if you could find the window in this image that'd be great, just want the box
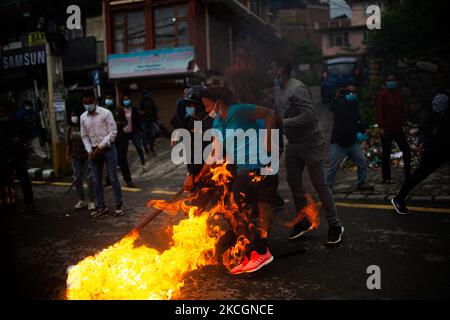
[329,32,349,48]
[113,11,146,53]
[154,5,189,49]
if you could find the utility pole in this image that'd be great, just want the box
[45,42,68,177]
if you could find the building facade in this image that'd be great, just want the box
[102,0,281,123]
[319,0,384,59]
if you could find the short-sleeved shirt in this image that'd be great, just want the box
[212,104,265,173]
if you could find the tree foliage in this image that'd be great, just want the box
[294,39,322,65]
[367,0,450,60]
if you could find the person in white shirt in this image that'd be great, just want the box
[80,92,123,217]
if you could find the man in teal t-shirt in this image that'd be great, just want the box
[212,104,270,173]
[193,86,279,275]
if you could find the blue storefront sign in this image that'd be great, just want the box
[107,46,195,79]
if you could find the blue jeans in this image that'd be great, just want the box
[326,143,368,187]
[90,145,123,208]
[72,156,95,201]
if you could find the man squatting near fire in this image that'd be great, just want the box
[182,86,279,274]
[269,58,344,245]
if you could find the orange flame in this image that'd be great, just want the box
[66,208,223,300]
[285,194,320,230]
[66,164,268,299]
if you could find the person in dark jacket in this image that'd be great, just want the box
[326,86,373,191]
[66,110,95,211]
[139,90,158,156]
[104,95,135,188]
[1,102,36,213]
[392,92,450,214]
[15,100,48,162]
[376,74,411,183]
[172,85,214,190]
[116,96,146,169]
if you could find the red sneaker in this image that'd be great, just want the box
[230,256,250,275]
[241,248,274,273]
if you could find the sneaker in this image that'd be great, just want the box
[115,204,124,216]
[288,219,313,240]
[241,249,274,273]
[74,200,88,210]
[229,256,250,275]
[88,201,95,211]
[391,197,411,215]
[357,182,375,191]
[327,225,344,245]
[91,207,108,218]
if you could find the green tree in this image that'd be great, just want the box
[367,0,450,61]
[295,39,322,65]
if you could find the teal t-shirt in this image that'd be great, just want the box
[212,104,265,173]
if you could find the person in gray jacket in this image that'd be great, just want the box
[268,58,344,245]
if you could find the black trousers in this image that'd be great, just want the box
[14,161,34,205]
[381,130,411,181]
[229,170,276,255]
[115,136,132,184]
[397,146,449,200]
[123,132,146,166]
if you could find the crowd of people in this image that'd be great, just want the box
[69,91,160,217]
[1,57,449,277]
[170,59,449,274]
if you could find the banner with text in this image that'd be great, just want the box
[108,46,195,79]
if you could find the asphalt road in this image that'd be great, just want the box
[11,88,450,300]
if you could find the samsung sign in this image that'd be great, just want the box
[1,46,46,71]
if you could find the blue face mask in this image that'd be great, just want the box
[386,81,398,89]
[185,106,195,117]
[345,93,357,101]
[84,104,96,113]
[123,100,131,107]
[105,99,113,106]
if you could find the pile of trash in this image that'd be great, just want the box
[342,123,423,171]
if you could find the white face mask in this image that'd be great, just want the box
[71,116,78,124]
